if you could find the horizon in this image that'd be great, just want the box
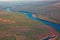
[0,0,60,2]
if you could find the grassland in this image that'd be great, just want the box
[0,11,47,40]
[0,11,59,40]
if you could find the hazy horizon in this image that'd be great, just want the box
[0,0,60,2]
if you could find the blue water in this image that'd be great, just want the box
[20,11,37,20]
[36,18,60,32]
[44,36,56,40]
[19,11,60,32]
[4,7,12,12]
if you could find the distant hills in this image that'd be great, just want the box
[0,1,60,24]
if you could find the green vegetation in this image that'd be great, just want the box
[0,36,16,40]
[0,11,48,40]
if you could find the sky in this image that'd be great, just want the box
[0,0,59,1]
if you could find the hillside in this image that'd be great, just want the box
[37,2,60,24]
[0,1,60,24]
[0,10,59,40]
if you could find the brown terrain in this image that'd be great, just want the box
[37,2,60,24]
[0,3,60,40]
[0,18,15,23]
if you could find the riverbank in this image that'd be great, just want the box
[20,11,60,32]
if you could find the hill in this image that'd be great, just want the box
[0,1,60,24]
[0,10,59,40]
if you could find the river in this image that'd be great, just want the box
[20,11,60,32]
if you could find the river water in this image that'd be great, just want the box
[20,11,60,32]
